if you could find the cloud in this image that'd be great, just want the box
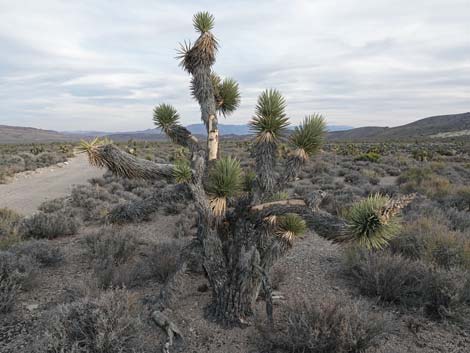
[0,0,469,131]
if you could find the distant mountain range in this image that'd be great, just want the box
[327,112,470,141]
[1,113,468,144]
[59,123,352,142]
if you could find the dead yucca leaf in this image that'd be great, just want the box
[77,138,110,167]
[210,196,227,217]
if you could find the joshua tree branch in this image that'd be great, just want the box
[251,200,347,240]
[85,144,175,180]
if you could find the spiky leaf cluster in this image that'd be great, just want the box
[153,104,180,135]
[215,77,241,117]
[347,194,401,250]
[172,160,192,184]
[207,156,243,198]
[77,137,112,167]
[193,11,215,33]
[290,114,326,159]
[276,213,307,244]
[177,14,218,74]
[250,89,289,143]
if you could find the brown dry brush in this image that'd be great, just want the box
[78,10,413,349]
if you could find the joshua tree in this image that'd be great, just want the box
[80,12,413,330]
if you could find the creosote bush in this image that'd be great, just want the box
[0,250,37,313]
[343,248,470,320]
[10,239,63,267]
[83,227,138,289]
[257,295,387,353]
[40,288,144,353]
[0,208,22,249]
[135,240,184,284]
[389,217,470,270]
[19,212,79,239]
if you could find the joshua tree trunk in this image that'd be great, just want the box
[207,114,219,160]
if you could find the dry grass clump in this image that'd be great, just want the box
[19,212,79,239]
[389,217,470,270]
[39,288,144,353]
[10,239,63,267]
[257,294,387,353]
[83,227,138,289]
[398,167,451,198]
[0,208,22,249]
[343,248,470,321]
[0,250,36,313]
[134,240,184,284]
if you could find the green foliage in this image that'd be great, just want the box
[250,89,289,143]
[172,160,192,184]
[216,77,241,116]
[347,194,401,250]
[207,156,243,198]
[290,114,326,158]
[354,152,381,163]
[268,191,289,202]
[153,104,180,134]
[193,11,215,33]
[278,213,307,238]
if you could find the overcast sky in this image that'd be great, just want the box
[0,0,469,131]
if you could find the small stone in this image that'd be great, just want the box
[26,304,39,311]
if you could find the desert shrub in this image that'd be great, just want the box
[83,227,137,265]
[135,240,183,284]
[398,167,451,198]
[10,239,63,267]
[0,208,22,249]
[38,197,67,213]
[108,200,150,224]
[83,227,138,289]
[445,207,470,232]
[174,216,192,238]
[257,295,386,353]
[19,212,79,239]
[442,186,470,211]
[41,289,144,353]
[361,169,380,185]
[355,152,381,163]
[35,152,66,168]
[389,217,470,270]
[344,171,367,186]
[0,251,36,313]
[343,248,469,320]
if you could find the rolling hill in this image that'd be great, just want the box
[327,112,470,141]
[2,113,468,144]
[0,125,73,144]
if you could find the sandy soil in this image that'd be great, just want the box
[0,154,103,215]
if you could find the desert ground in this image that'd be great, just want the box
[1,139,470,353]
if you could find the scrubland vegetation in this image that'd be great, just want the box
[1,137,469,352]
[1,11,470,353]
[0,143,74,183]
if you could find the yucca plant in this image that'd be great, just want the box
[207,156,242,215]
[346,194,412,250]
[250,89,289,143]
[81,12,412,329]
[276,213,307,244]
[290,114,326,160]
[172,160,192,184]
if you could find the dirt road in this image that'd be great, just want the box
[0,153,103,215]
